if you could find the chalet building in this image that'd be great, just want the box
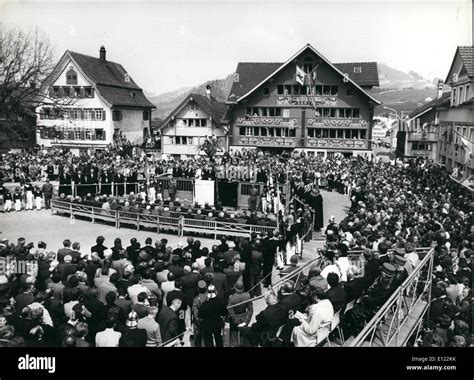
[36,46,155,155]
[226,44,380,157]
[437,46,473,183]
[403,90,450,160]
[160,87,228,159]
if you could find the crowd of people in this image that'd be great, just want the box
[0,145,472,348]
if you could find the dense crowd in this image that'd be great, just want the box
[0,147,472,347]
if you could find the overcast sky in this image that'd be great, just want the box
[1,0,472,94]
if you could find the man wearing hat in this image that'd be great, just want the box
[227,280,253,347]
[198,285,227,347]
[191,280,208,347]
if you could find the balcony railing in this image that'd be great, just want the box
[305,138,368,149]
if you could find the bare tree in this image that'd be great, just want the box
[0,24,58,118]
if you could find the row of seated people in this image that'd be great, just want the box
[55,194,279,227]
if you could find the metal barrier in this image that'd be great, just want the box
[51,199,276,239]
[348,247,435,347]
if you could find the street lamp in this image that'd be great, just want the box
[383,106,401,153]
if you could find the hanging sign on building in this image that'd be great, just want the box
[276,95,338,106]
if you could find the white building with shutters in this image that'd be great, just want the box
[160,90,229,160]
[36,46,155,155]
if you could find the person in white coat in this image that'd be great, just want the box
[291,288,334,347]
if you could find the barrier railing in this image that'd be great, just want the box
[348,247,434,347]
[51,199,276,239]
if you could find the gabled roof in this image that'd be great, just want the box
[445,46,474,83]
[227,62,283,100]
[227,44,381,105]
[408,92,451,120]
[68,51,141,89]
[160,93,228,129]
[42,50,155,109]
[333,62,379,87]
[96,85,155,108]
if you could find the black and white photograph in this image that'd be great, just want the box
[0,0,472,377]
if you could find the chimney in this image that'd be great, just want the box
[437,80,444,99]
[99,46,106,61]
[205,84,211,100]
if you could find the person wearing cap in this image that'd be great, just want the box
[325,215,339,237]
[198,285,227,347]
[390,254,409,293]
[227,280,253,347]
[191,280,208,347]
[33,185,43,210]
[119,311,147,347]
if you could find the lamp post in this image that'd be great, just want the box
[383,106,401,154]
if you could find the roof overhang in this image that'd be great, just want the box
[235,44,382,105]
[407,107,433,122]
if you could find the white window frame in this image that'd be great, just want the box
[73,109,81,120]
[95,110,103,120]
[85,130,92,140]
[74,130,81,140]
[84,110,92,120]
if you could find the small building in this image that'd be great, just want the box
[159,88,228,160]
[226,44,381,158]
[437,46,473,182]
[403,91,450,160]
[36,46,156,155]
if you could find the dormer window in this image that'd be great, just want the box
[130,92,135,98]
[66,67,78,85]
[354,66,362,74]
[124,73,130,83]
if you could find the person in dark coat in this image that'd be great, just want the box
[325,272,347,313]
[156,298,180,344]
[198,285,227,347]
[180,264,201,307]
[58,171,71,196]
[119,311,147,347]
[241,291,288,347]
[210,263,228,302]
[311,189,324,231]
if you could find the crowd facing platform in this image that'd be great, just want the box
[0,146,472,348]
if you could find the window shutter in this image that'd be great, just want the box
[103,110,106,121]
[48,87,54,98]
[80,87,85,97]
[102,130,106,140]
[80,130,85,140]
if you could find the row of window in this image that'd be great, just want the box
[39,108,105,120]
[307,128,367,139]
[451,84,471,106]
[244,107,360,118]
[40,128,106,141]
[239,127,296,138]
[50,86,94,98]
[276,84,339,96]
[245,108,290,117]
[167,136,197,145]
[412,142,432,151]
[179,118,208,127]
